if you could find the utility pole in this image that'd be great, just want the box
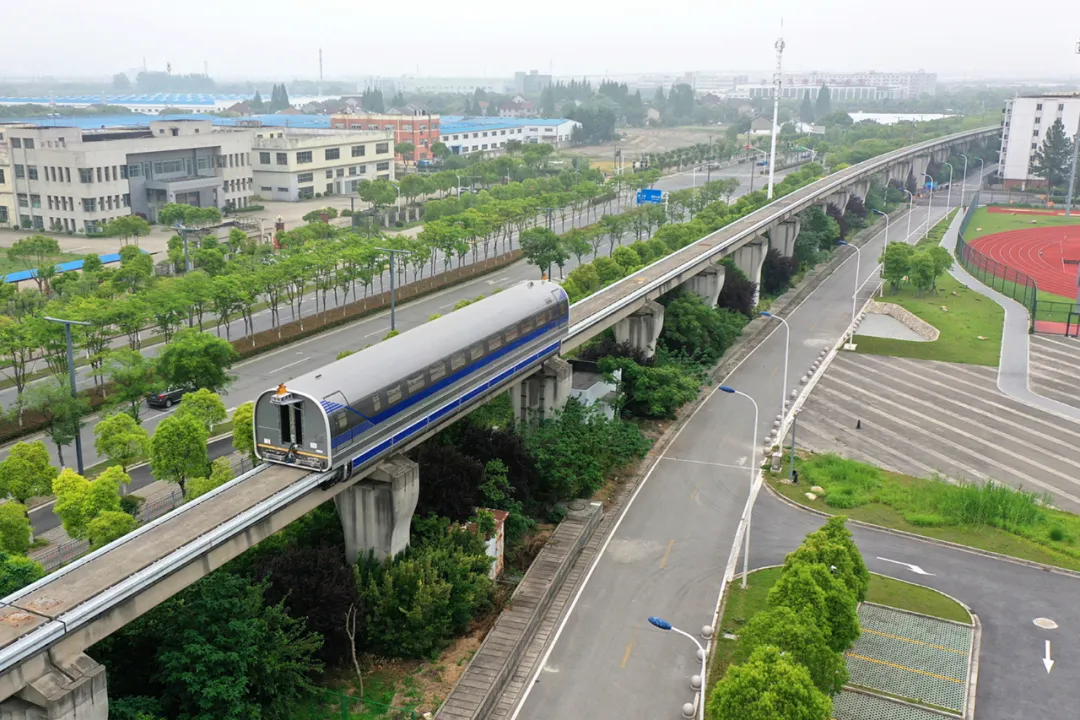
[375,248,402,331]
[767,25,785,200]
[45,317,91,474]
[1065,38,1080,217]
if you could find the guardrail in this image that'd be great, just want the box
[566,126,996,342]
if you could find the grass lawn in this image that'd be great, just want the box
[963,206,1080,241]
[865,575,970,623]
[0,249,84,277]
[854,273,1003,366]
[769,453,1080,572]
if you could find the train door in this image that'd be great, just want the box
[278,403,304,447]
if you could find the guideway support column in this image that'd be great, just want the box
[510,356,572,425]
[732,237,769,307]
[334,455,420,564]
[0,653,108,720]
[684,264,726,307]
[770,219,800,258]
[613,299,665,359]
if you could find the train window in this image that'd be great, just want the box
[386,385,403,405]
[293,408,304,446]
[504,325,519,342]
[369,394,382,413]
[406,373,426,394]
[429,362,447,382]
[279,405,291,444]
[450,353,466,371]
[487,334,503,351]
[520,316,535,333]
[468,344,484,362]
[336,414,348,430]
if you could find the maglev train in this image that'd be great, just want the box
[253,279,569,480]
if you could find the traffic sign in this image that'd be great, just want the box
[637,188,663,205]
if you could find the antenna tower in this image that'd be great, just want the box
[766,24,785,200]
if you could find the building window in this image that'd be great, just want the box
[367,124,379,131]
[348,166,357,176]
[298,186,314,199]
[336,168,344,177]
[482,144,488,150]
[120,165,128,179]
[27,166,39,181]
[123,193,130,207]
[325,148,340,160]
[376,161,390,171]
[65,167,71,183]
[197,157,211,171]
[276,152,288,165]
[297,151,313,164]
[277,187,289,193]
[352,145,365,157]
[0,169,4,183]
[127,164,141,178]
[297,172,313,183]
[402,124,413,131]
[385,125,395,131]
[17,194,28,207]
[14,165,25,179]
[260,152,271,164]
[153,160,183,174]
[82,198,96,212]
[326,182,333,193]
[1036,103,1043,110]
[25,138,37,149]
[376,142,389,154]
[356,165,366,175]
[325,169,333,179]
[261,186,272,192]
[1033,130,1039,137]
[96,167,102,182]
[1059,104,1065,111]
[10,138,21,148]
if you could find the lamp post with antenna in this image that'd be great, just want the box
[44,316,91,474]
[922,173,935,240]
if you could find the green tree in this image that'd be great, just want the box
[150,415,210,496]
[87,510,137,549]
[1032,119,1075,189]
[395,142,416,165]
[103,215,152,247]
[799,94,814,123]
[600,356,700,419]
[94,412,150,472]
[879,242,915,294]
[0,502,32,554]
[155,329,238,393]
[0,552,44,597]
[231,402,256,463]
[8,235,61,293]
[431,141,451,159]
[733,605,848,695]
[818,516,870,601]
[26,378,87,468]
[356,179,399,216]
[52,467,125,540]
[561,228,592,265]
[707,645,832,720]
[105,349,157,422]
[185,457,235,500]
[519,227,568,278]
[175,388,228,434]
[926,245,954,292]
[814,85,832,121]
[907,250,936,295]
[0,441,58,505]
[769,560,860,653]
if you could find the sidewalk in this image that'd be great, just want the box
[939,207,1080,422]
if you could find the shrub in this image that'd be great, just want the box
[717,258,758,316]
[760,247,799,296]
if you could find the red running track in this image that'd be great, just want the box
[969,227,1080,298]
[986,206,1073,217]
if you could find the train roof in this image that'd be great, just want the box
[272,280,565,408]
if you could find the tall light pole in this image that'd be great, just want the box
[760,312,789,428]
[718,385,758,589]
[837,240,861,342]
[44,316,90,474]
[647,616,709,720]
[902,188,914,243]
[922,173,935,240]
[959,154,970,209]
[872,208,890,247]
[974,157,985,191]
[1066,38,1080,217]
[767,31,786,200]
[942,161,954,215]
[375,247,403,332]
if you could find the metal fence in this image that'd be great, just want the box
[293,690,418,720]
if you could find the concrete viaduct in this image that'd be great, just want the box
[0,125,995,719]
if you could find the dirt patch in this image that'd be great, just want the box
[387,631,487,713]
[560,126,726,165]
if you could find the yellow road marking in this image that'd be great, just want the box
[690,486,699,502]
[659,539,675,569]
[621,629,638,668]
[845,653,963,684]
[862,628,968,655]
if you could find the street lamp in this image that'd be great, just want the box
[872,209,890,247]
[173,221,191,272]
[647,616,708,720]
[374,247,403,332]
[44,316,91,474]
[959,154,969,209]
[901,189,914,244]
[760,312,789,428]
[941,161,954,215]
[718,385,758,589]
[837,240,861,342]
[974,157,985,192]
[922,173,935,240]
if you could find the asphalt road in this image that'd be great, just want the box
[511,203,949,720]
[750,489,1079,720]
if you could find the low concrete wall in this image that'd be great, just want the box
[865,300,940,341]
[436,501,603,720]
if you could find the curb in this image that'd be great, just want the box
[762,479,1080,580]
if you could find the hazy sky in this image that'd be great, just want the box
[5,0,1079,81]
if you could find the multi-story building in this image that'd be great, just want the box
[0,119,254,232]
[514,71,552,95]
[251,128,395,201]
[0,133,12,228]
[998,93,1080,190]
[438,117,581,156]
[329,112,440,162]
[392,77,510,94]
[732,83,901,101]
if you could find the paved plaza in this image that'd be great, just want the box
[1029,335,1080,409]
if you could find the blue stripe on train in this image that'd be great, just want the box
[329,317,565,450]
[348,340,562,470]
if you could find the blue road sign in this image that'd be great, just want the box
[637,188,663,205]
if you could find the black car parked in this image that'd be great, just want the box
[146,386,192,409]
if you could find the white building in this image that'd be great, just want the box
[731,84,901,102]
[999,93,1080,190]
[393,76,512,94]
[251,128,396,201]
[438,117,581,157]
[0,119,254,231]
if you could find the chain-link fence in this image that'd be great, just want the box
[292,689,418,720]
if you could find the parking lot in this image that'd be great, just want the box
[791,352,1080,512]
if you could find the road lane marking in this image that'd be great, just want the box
[845,653,963,684]
[659,540,674,569]
[364,326,390,338]
[662,457,758,472]
[621,629,638,668]
[144,407,178,421]
[861,629,967,655]
[268,357,307,374]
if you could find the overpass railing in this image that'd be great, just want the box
[566,126,996,341]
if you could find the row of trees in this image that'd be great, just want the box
[708,517,868,720]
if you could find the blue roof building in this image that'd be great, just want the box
[436,116,580,155]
